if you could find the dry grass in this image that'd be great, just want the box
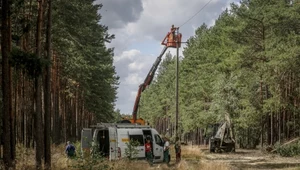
[176,160,231,170]
[174,146,231,170]
[11,144,233,170]
[179,145,204,159]
[15,144,70,170]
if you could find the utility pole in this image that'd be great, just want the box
[175,28,179,138]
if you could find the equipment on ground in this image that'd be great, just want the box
[205,113,235,153]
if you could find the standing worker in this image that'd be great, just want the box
[65,141,76,158]
[170,25,178,42]
[163,136,170,164]
[175,137,181,163]
[145,137,153,166]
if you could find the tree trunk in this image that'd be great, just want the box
[8,3,16,166]
[1,0,13,168]
[35,0,45,168]
[271,110,273,145]
[44,0,52,168]
[260,80,263,147]
[22,73,25,145]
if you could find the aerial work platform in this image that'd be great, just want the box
[161,25,182,48]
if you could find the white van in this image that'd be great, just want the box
[81,123,165,162]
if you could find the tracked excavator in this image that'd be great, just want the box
[205,113,236,153]
[119,25,182,125]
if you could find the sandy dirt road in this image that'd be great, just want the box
[199,148,300,170]
[146,146,300,169]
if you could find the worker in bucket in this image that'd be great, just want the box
[171,25,178,42]
[145,136,153,166]
[65,141,76,158]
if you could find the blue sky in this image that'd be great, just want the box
[96,0,240,114]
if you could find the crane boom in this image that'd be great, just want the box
[132,46,168,122]
[119,25,182,125]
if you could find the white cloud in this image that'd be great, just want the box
[98,0,241,113]
[114,49,141,62]
[128,62,145,71]
[124,73,143,85]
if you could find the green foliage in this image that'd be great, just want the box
[124,139,140,159]
[52,0,119,121]
[112,109,122,123]
[275,141,300,157]
[10,47,50,78]
[139,0,300,149]
[71,141,110,170]
[8,0,119,122]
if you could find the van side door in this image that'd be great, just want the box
[81,128,92,155]
[152,130,164,162]
[128,129,145,158]
[108,127,117,160]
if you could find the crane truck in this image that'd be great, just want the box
[80,26,182,161]
[120,25,182,125]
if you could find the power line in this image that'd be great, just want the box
[179,0,214,28]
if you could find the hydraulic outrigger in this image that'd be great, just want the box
[120,25,182,125]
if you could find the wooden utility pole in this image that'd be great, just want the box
[175,28,179,138]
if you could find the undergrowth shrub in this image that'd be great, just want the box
[275,141,300,157]
[70,141,110,170]
[124,139,140,159]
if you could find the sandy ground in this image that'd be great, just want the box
[148,146,300,170]
[199,148,300,170]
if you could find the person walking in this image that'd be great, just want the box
[145,138,153,166]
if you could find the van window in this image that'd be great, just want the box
[154,134,163,146]
[129,135,144,146]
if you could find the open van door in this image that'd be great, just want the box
[152,130,164,162]
[108,127,117,160]
[128,129,145,158]
[81,128,93,156]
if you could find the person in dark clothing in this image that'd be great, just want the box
[145,138,153,166]
[174,137,181,163]
[65,141,76,158]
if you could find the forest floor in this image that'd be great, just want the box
[148,145,300,170]
[10,144,300,170]
[199,147,300,170]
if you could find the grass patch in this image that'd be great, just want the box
[11,144,234,170]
